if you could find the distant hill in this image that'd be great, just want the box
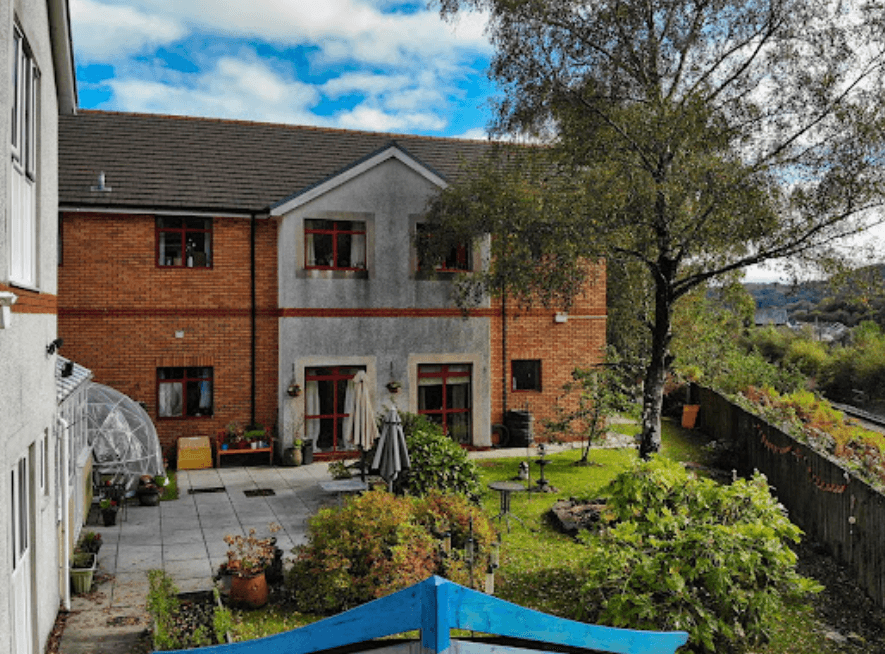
[744,267,885,328]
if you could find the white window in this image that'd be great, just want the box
[9,25,39,287]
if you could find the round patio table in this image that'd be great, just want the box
[488,480,529,532]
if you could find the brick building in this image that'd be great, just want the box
[58,111,606,460]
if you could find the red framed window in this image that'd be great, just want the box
[304,366,365,451]
[512,359,542,392]
[157,217,212,268]
[305,220,366,270]
[416,224,471,273]
[157,367,213,418]
[418,364,472,443]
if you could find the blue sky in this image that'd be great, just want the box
[70,0,496,139]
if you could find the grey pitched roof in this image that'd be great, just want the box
[59,111,498,214]
[56,356,93,405]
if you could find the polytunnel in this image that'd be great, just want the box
[87,382,165,491]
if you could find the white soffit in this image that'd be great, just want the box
[270,145,449,216]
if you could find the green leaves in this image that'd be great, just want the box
[576,457,815,653]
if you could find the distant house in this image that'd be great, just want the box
[58,111,607,459]
[0,2,78,653]
[755,308,789,326]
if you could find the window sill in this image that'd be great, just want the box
[301,269,369,280]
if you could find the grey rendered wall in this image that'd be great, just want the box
[0,0,63,652]
[277,159,492,449]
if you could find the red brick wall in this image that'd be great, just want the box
[490,262,607,440]
[58,212,279,457]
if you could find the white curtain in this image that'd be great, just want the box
[306,233,316,266]
[305,381,320,442]
[159,383,182,417]
[341,377,357,449]
[350,233,366,268]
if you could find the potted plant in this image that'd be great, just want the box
[78,531,102,554]
[99,497,118,526]
[386,381,402,394]
[222,524,280,609]
[135,474,167,506]
[287,382,302,397]
[70,551,97,594]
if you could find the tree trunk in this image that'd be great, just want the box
[638,270,674,459]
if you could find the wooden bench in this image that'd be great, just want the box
[216,435,274,468]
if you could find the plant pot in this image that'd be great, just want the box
[102,508,118,526]
[137,489,161,506]
[283,447,302,466]
[302,441,314,465]
[251,442,258,450]
[682,404,700,429]
[70,553,96,594]
[221,443,229,451]
[229,572,268,609]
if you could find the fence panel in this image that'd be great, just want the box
[697,388,885,608]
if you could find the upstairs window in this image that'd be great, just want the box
[305,219,366,270]
[512,359,542,392]
[9,25,39,287]
[157,367,214,418]
[157,217,212,267]
[11,25,37,179]
[416,224,471,273]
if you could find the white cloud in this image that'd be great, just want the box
[70,0,187,61]
[71,1,494,135]
[453,127,489,141]
[335,105,447,133]
[108,54,322,125]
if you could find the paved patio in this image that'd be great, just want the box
[58,460,339,653]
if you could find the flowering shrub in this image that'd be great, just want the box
[287,490,495,613]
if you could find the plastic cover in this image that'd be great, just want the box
[87,382,165,490]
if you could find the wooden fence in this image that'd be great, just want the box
[697,387,885,608]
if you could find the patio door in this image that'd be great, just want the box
[11,455,34,654]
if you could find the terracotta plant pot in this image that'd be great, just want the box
[229,572,268,609]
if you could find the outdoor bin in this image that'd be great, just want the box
[505,410,534,447]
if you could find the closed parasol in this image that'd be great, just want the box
[371,407,411,492]
[343,371,379,480]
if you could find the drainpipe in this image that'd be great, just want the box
[501,289,508,419]
[58,417,71,611]
[250,213,257,427]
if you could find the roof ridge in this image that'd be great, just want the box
[73,109,497,145]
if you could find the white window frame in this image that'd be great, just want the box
[9,24,39,287]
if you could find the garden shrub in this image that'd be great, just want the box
[576,458,819,654]
[287,490,495,614]
[394,413,481,498]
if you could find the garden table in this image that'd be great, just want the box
[488,480,529,532]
